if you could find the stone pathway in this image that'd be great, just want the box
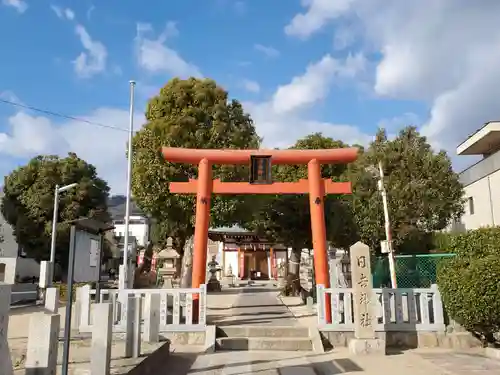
[157,348,498,374]
[211,285,298,326]
[416,350,500,374]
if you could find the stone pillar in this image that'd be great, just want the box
[25,313,60,374]
[124,295,142,358]
[143,293,160,343]
[348,242,386,355]
[44,287,59,313]
[132,295,142,358]
[0,283,14,375]
[124,295,134,358]
[90,303,113,375]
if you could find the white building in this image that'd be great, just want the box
[108,196,150,247]
[452,121,500,231]
[113,215,150,247]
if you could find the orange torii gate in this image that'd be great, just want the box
[162,147,359,323]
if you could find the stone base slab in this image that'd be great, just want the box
[348,338,386,356]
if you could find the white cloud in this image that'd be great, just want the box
[73,24,108,78]
[285,0,354,39]
[135,22,201,78]
[272,53,366,114]
[51,5,74,20]
[254,44,280,58]
[285,0,500,161]
[241,79,260,93]
[378,113,420,132]
[1,0,27,13]
[244,53,371,149]
[0,105,145,194]
[248,100,372,149]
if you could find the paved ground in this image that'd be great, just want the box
[209,285,298,326]
[152,348,500,375]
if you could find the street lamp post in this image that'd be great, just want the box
[48,182,78,285]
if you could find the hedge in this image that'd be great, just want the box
[52,282,95,302]
[437,227,500,345]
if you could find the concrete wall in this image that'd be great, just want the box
[453,168,500,231]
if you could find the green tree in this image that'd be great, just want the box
[350,127,464,252]
[246,133,359,294]
[131,78,261,286]
[1,153,110,271]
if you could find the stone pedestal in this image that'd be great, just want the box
[25,313,60,375]
[91,303,113,375]
[0,283,14,375]
[348,338,386,355]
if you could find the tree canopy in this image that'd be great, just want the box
[131,78,261,274]
[349,127,464,252]
[1,153,110,270]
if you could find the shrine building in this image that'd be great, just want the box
[208,226,288,280]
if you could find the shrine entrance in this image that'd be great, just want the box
[162,147,358,323]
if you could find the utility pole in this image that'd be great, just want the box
[377,161,397,288]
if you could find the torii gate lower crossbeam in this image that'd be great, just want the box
[162,147,359,324]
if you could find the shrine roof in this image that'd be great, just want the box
[208,225,287,249]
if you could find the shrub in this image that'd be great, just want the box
[53,282,89,302]
[437,228,500,346]
[444,227,500,258]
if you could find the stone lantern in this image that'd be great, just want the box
[156,237,180,288]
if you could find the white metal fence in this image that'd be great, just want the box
[317,284,445,332]
[76,284,207,333]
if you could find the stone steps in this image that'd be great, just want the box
[217,325,310,338]
[216,325,314,351]
[216,337,314,351]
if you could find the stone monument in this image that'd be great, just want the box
[348,242,386,355]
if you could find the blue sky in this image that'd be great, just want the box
[1,0,497,193]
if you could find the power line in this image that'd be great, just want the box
[0,98,128,132]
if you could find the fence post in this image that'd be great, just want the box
[0,283,13,375]
[80,284,91,329]
[25,313,60,375]
[316,284,325,325]
[44,287,59,313]
[144,294,160,343]
[430,284,445,331]
[199,284,207,325]
[90,302,113,375]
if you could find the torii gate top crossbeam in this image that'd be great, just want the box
[162,147,358,165]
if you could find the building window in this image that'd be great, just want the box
[468,197,475,215]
